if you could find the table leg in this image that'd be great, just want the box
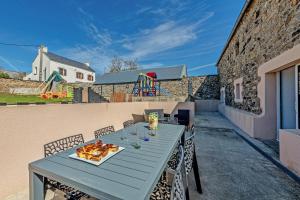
[29,170,45,200]
[193,146,203,194]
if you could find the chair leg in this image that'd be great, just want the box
[186,188,190,200]
[193,147,202,194]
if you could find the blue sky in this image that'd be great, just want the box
[0,0,245,76]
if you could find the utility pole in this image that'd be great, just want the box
[38,44,44,81]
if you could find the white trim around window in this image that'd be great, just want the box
[234,77,243,103]
[220,87,225,104]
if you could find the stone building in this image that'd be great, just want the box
[217,0,300,163]
[93,65,219,100]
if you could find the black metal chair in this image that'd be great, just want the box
[44,134,87,200]
[94,125,115,139]
[166,125,202,194]
[150,145,186,200]
[174,109,190,127]
[123,120,135,128]
[184,125,202,193]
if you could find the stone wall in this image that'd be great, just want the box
[218,0,300,114]
[0,69,26,80]
[91,75,220,100]
[0,78,41,93]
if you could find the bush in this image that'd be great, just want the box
[0,72,10,79]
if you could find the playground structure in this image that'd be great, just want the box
[132,72,171,96]
[39,71,73,99]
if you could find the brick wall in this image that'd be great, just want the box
[218,0,300,114]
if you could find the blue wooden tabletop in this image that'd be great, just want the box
[29,122,185,200]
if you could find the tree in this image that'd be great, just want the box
[106,56,123,73]
[123,58,138,71]
[106,56,139,73]
[0,72,10,79]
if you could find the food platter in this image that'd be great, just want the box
[68,140,125,166]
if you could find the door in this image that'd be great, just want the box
[280,66,296,129]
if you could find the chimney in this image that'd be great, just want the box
[39,45,48,53]
[85,62,90,67]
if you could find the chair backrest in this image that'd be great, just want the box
[184,125,195,174]
[123,120,135,128]
[177,109,190,126]
[145,109,164,119]
[94,125,115,139]
[44,134,84,157]
[171,145,186,200]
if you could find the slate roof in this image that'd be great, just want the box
[95,65,187,84]
[45,52,95,72]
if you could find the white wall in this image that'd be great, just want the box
[0,102,194,199]
[23,54,40,81]
[195,100,219,112]
[50,60,95,83]
[24,51,95,83]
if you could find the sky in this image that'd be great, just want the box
[0,0,245,76]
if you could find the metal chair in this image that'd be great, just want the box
[174,109,190,127]
[123,120,135,128]
[44,134,86,200]
[150,145,186,200]
[94,125,115,139]
[171,145,186,200]
[167,125,202,194]
[184,125,202,193]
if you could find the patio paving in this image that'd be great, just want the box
[194,112,300,200]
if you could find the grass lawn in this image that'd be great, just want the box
[0,93,72,104]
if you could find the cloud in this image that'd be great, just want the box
[57,45,113,74]
[57,4,214,75]
[123,12,214,59]
[136,7,152,15]
[78,7,112,47]
[188,63,216,72]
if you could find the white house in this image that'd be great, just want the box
[24,46,95,83]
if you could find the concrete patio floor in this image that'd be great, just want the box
[194,112,300,200]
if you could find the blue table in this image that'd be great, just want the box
[29,122,186,200]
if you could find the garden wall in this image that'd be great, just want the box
[91,75,220,100]
[0,78,41,93]
[0,102,194,199]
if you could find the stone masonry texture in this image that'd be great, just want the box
[0,78,41,93]
[218,0,300,114]
[92,75,220,100]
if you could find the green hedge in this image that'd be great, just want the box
[0,72,10,79]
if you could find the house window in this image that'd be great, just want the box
[76,72,84,79]
[220,87,225,104]
[34,67,37,75]
[234,78,243,103]
[88,75,94,81]
[59,68,67,76]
